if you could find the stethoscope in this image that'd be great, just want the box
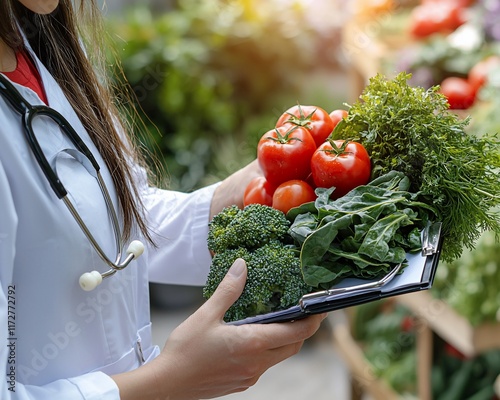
[0,73,144,291]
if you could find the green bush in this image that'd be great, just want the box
[433,229,500,326]
[106,0,339,190]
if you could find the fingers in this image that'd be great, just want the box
[227,315,326,380]
[254,315,327,372]
[267,340,305,367]
[202,258,247,321]
[248,313,327,350]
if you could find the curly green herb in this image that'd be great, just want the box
[333,72,500,261]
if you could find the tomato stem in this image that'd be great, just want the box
[266,126,304,144]
[283,104,317,130]
[325,139,350,155]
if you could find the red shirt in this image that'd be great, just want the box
[2,50,48,104]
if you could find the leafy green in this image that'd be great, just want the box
[333,72,500,261]
[354,300,500,398]
[433,229,500,326]
[288,171,436,288]
[353,300,418,396]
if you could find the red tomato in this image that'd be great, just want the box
[410,2,465,38]
[400,316,415,332]
[272,180,316,214]
[310,140,371,199]
[329,109,349,130]
[422,0,475,7]
[468,55,500,94]
[257,125,317,187]
[444,342,467,360]
[276,104,335,147]
[243,176,276,207]
[439,77,476,109]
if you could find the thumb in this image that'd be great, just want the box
[205,258,247,320]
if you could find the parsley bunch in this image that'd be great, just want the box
[333,72,500,261]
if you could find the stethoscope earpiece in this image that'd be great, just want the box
[79,240,145,291]
[79,270,103,291]
[126,240,145,258]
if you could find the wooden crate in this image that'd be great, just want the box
[329,293,500,399]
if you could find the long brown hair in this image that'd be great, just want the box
[0,0,155,245]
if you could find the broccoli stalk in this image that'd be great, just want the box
[203,204,312,322]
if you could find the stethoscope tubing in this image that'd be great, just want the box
[0,73,144,290]
[1,74,101,196]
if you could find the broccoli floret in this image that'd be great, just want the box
[203,240,312,323]
[207,204,291,254]
[204,204,312,322]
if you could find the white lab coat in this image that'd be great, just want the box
[0,46,217,398]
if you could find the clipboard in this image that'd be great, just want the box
[229,222,443,325]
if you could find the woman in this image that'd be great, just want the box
[0,1,326,399]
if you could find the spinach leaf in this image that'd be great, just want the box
[290,171,437,288]
[299,214,352,271]
[358,213,412,262]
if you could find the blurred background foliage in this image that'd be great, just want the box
[105,0,348,191]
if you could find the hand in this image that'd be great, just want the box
[112,258,326,400]
[209,159,262,219]
[156,258,326,399]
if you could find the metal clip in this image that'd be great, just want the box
[299,262,403,305]
[136,337,146,364]
[422,222,442,256]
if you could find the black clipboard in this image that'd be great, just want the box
[229,222,443,325]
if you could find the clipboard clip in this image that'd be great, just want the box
[422,221,442,256]
[299,262,404,305]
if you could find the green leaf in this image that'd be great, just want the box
[358,213,412,262]
[288,212,317,245]
[289,171,438,288]
[300,214,353,274]
[327,247,392,270]
[302,263,352,287]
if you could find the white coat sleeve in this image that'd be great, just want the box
[0,161,121,400]
[142,182,220,286]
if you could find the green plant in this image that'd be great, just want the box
[433,229,500,326]
[106,0,328,190]
[353,300,418,396]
